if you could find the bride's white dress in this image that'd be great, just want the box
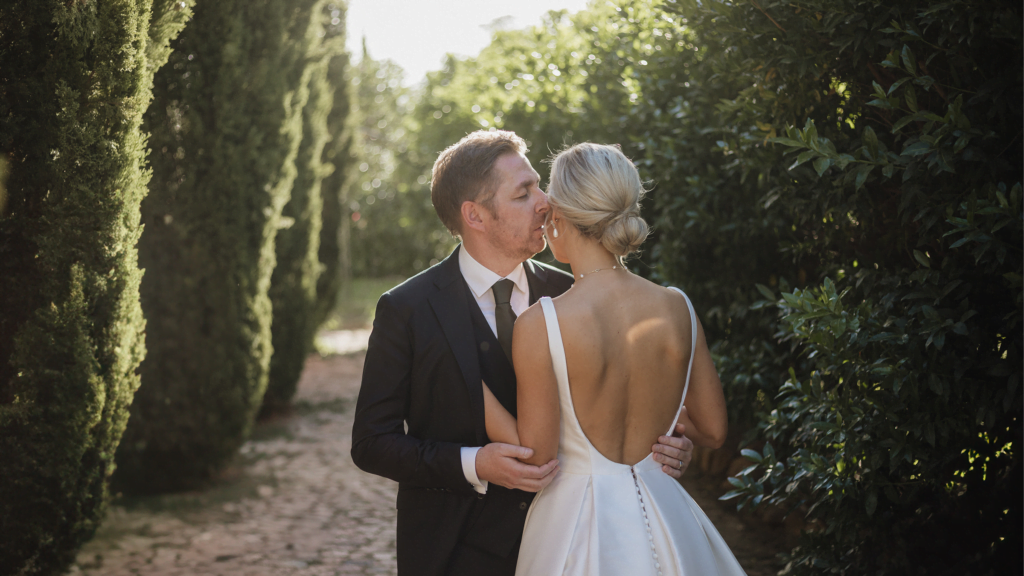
[515,289,747,576]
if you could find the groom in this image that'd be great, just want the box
[351,130,694,576]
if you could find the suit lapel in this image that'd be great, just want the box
[428,246,487,445]
[525,259,564,304]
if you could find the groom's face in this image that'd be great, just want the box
[482,153,549,261]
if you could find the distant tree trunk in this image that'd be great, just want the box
[263,1,350,414]
[115,0,320,494]
[0,1,193,572]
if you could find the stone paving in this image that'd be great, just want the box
[74,332,785,576]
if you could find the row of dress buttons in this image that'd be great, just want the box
[631,466,663,576]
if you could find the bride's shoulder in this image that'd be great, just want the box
[511,302,554,359]
[516,299,550,332]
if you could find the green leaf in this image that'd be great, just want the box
[741,448,764,463]
[727,476,746,489]
[905,86,918,112]
[790,149,818,169]
[755,283,775,300]
[770,137,805,148]
[813,157,832,177]
[954,134,970,153]
[887,77,911,96]
[866,490,878,516]
[913,249,931,268]
[901,45,916,75]
[855,164,874,190]
[862,125,879,150]
[902,141,931,156]
[867,98,894,110]
[803,118,818,142]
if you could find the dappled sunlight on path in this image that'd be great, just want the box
[75,349,396,575]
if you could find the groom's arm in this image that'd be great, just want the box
[350,292,470,491]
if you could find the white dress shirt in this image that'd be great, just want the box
[458,246,530,494]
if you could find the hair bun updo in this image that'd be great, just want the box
[546,143,650,259]
[601,211,649,257]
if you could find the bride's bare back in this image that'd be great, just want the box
[555,274,693,464]
[482,272,728,468]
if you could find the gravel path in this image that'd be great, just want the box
[74,342,784,575]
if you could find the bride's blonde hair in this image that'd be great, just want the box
[547,143,649,259]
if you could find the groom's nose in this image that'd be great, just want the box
[534,189,550,213]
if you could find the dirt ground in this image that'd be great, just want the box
[73,346,786,576]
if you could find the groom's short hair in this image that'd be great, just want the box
[431,130,528,236]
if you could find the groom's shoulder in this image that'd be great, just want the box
[527,259,574,293]
[378,260,448,309]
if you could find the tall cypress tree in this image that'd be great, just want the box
[0,1,192,572]
[263,1,350,414]
[314,5,354,330]
[115,0,320,493]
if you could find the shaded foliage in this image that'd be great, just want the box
[0,0,193,572]
[632,1,1022,574]
[116,0,324,493]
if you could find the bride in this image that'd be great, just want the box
[481,143,747,575]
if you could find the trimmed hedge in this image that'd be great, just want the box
[0,1,192,572]
[115,0,321,493]
[313,6,354,329]
[264,1,350,413]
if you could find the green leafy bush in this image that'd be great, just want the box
[634,1,1022,573]
[343,50,453,277]
[0,1,192,571]
[116,0,323,493]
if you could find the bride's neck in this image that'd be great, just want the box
[567,239,620,280]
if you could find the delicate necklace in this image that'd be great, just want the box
[577,265,619,279]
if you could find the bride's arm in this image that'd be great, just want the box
[482,381,520,445]
[678,314,729,449]
[511,306,561,467]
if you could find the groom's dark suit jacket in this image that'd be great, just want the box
[351,246,574,576]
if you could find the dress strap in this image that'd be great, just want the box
[539,296,579,428]
[666,287,698,436]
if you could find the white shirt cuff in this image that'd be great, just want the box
[461,446,488,495]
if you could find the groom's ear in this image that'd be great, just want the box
[460,200,488,234]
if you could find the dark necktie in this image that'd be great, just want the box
[491,279,517,363]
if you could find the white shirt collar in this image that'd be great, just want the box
[458,244,529,300]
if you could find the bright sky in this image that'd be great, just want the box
[345,0,593,84]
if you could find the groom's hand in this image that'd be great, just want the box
[653,422,694,480]
[476,443,560,492]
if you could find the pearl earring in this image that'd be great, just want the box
[552,226,559,238]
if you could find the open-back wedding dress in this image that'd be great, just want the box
[515,289,747,576]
